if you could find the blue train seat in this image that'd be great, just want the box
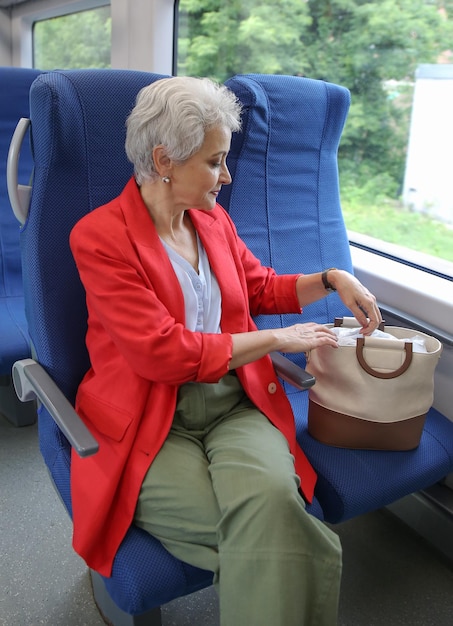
[219,73,453,523]
[9,69,217,626]
[0,66,41,426]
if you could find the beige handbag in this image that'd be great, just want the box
[305,317,443,450]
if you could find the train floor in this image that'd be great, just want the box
[2,411,453,626]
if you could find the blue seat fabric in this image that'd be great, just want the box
[219,74,453,524]
[0,67,41,374]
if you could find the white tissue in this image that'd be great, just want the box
[332,327,428,353]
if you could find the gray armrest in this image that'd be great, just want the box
[270,351,315,390]
[12,359,99,457]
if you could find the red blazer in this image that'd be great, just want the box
[69,177,317,577]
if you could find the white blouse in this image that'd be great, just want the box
[160,234,222,333]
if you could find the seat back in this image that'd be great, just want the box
[218,74,352,377]
[0,67,41,375]
[24,69,165,401]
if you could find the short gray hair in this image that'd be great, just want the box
[125,76,242,184]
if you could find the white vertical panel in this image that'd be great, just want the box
[403,64,453,225]
[0,9,12,65]
[111,0,174,74]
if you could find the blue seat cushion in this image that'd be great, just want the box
[292,394,453,523]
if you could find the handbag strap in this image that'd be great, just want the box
[356,337,413,379]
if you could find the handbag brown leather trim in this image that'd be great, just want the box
[356,337,413,379]
[307,399,426,450]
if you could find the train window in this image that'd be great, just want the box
[33,5,111,70]
[176,0,453,277]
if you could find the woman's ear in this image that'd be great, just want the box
[153,145,172,178]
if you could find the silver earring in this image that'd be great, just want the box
[162,176,170,184]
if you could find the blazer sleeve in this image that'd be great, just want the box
[216,207,302,317]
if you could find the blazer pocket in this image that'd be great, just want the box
[76,389,134,443]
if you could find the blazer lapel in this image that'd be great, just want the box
[117,178,185,321]
[190,208,249,334]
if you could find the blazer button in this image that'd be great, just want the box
[267,382,277,394]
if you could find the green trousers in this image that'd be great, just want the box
[134,373,342,626]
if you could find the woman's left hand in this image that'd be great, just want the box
[327,269,382,335]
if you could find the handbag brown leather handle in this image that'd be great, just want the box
[356,337,413,379]
[335,316,386,331]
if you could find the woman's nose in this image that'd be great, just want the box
[220,163,232,184]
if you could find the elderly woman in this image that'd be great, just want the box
[69,76,381,625]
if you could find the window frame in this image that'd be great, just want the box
[12,0,110,68]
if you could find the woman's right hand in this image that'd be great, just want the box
[274,322,338,354]
[229,322,337,370]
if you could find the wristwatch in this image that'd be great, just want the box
[322,268,337,292]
